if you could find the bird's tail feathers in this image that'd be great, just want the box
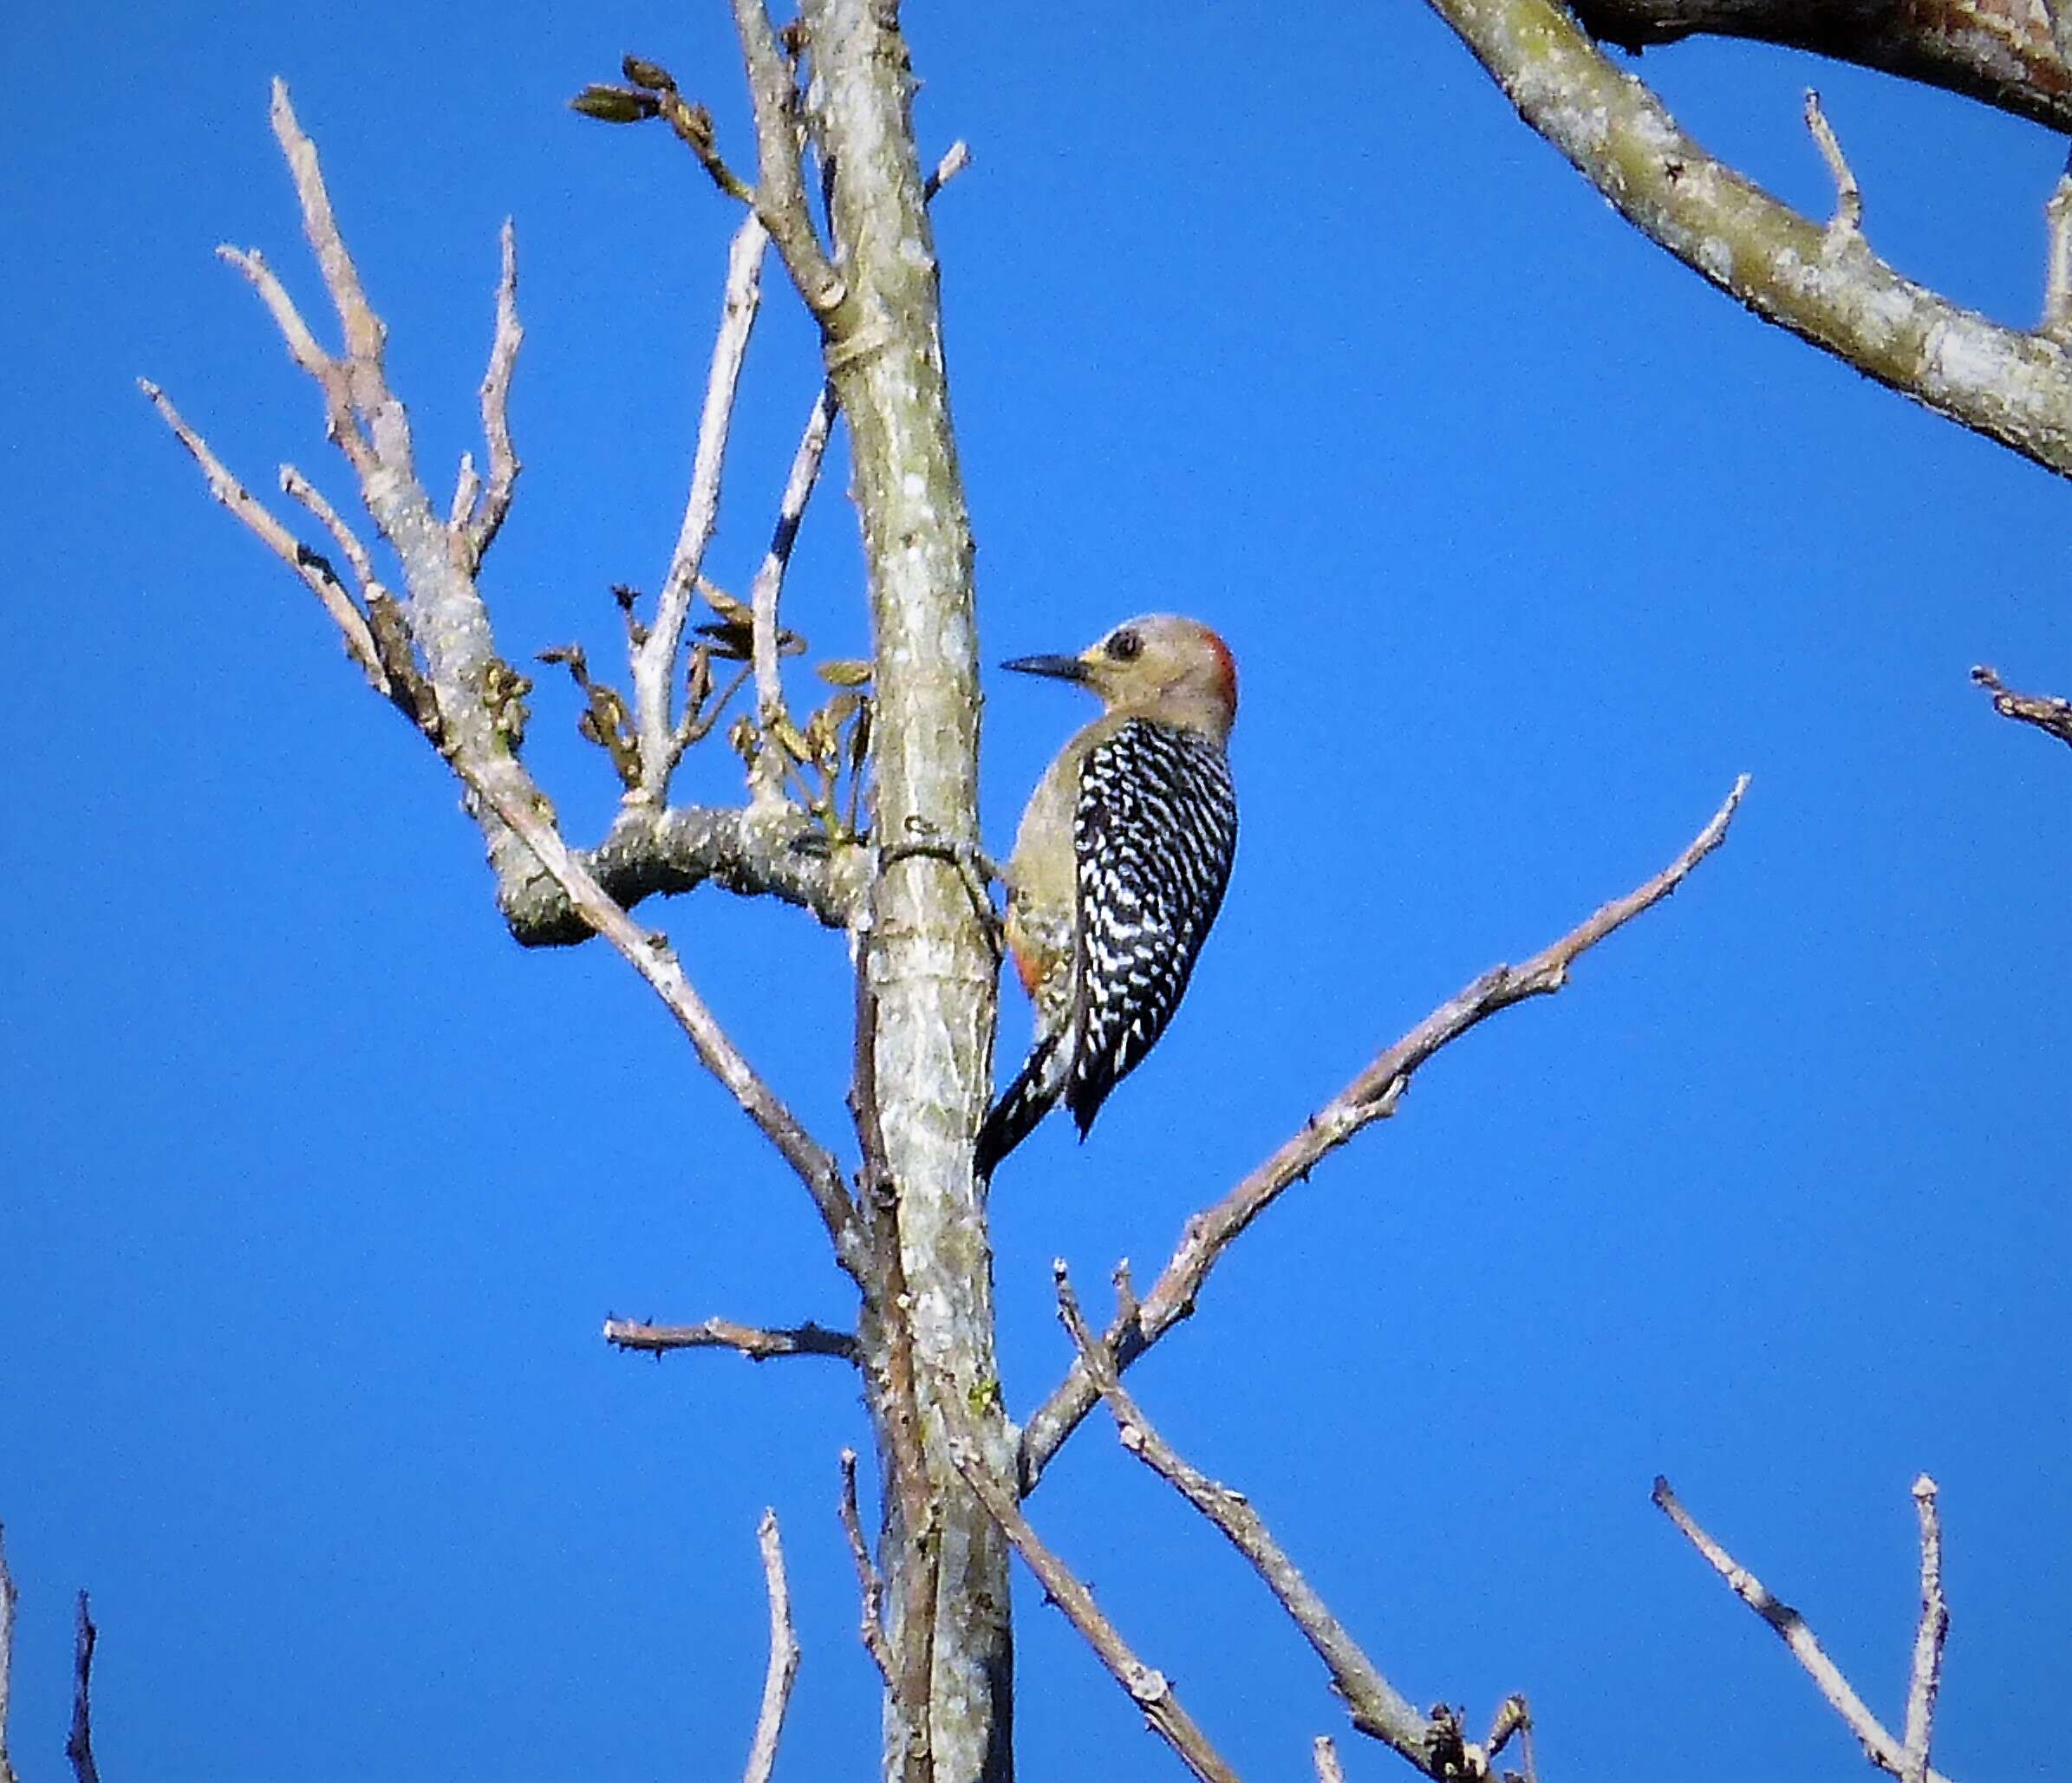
[974,1032,1067,1181]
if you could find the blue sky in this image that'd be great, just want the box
[4,3,2068,1780]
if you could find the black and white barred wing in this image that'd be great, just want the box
[1065,718,1238,1135]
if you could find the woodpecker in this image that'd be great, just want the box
[976,614,1239,1179]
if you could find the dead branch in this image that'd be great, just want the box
[1652,1475,1956,1783]
[1054,1262,1445,1770]
[601,1316,857,1363]
[1902,1475,1950,1783]
[742,1510,800,1783]
[838,1448,895,1684]
[1020,777,1749,1491]
[459,219,522,568]
[1426,0,2072,483]
[1313,1736,1346,1783]
[0,1526,16,1783]
[728,0,846,319]
[942,1423,1243,1783]
[139,381,388,693]
[66,1593,98,1783]
[633,217,766,802]
[459,758,870,1283]
[1971,666,2072,751]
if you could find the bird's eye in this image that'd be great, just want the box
[1105,628,1143,662]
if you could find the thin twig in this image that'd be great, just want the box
[461,219,522,566]
[1020,777,1750,1491]
[1487,1694,1535,1781]
[742,1510,800,1783]
[601,1315,857,1363]
[1803,90,1863,243]
[270,80,382,368]
[282,465,377,591]
[140,381,388,691]
[1971,664,2072,750]
[1055,1263,1441,1769]
[838,1448,895,1684]
[0,1526,17,1783]
[1901,1475,1949,1783]
[924,139,973,199]
[1652,1476,1952,1783]
[214,243,376,484]
[749,382,836,741]
[66,1592,99,1783]
[634,216,767,801]
[1313,1736,1346,1783]
[942,1425,1243,1783]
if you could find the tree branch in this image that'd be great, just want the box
[633,217,767,803]
[742,1510,800,1783]
[602,1315,857,1362]
[942,1422,1244,1783]
[0,1527,16,1783]
[1427,0,2072,483]
[729,0,846,320]
[457,756,869,1284]
[1901,1475,1950,1783]
[1052,1264,1448,1772]
[1569,0,2072,136]
[151,81,868,1287]
[498,799,864,944]
[1971,664,2072,751]
[1652,1476,1955,1783]
[1020,777,1750,1492]
[66,1593,98,1783]
[138,381,390,695]
[838,1448,895,1685]
[1313,1737,1346,1783]
[459,218,522,569]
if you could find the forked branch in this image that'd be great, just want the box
[1020,777,1750,1490]
[1652,1475,1956,1783]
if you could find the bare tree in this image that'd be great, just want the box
[108,3,2017,1780]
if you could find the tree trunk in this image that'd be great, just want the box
[805,4,1014,1779]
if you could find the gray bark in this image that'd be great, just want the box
[802,4,1014,1779]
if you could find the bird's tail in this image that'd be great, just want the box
[974,1031,1067,1181]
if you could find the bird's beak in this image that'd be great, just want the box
[1000,652,1091,683]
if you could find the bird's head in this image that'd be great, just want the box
[1001,614,1237,740]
